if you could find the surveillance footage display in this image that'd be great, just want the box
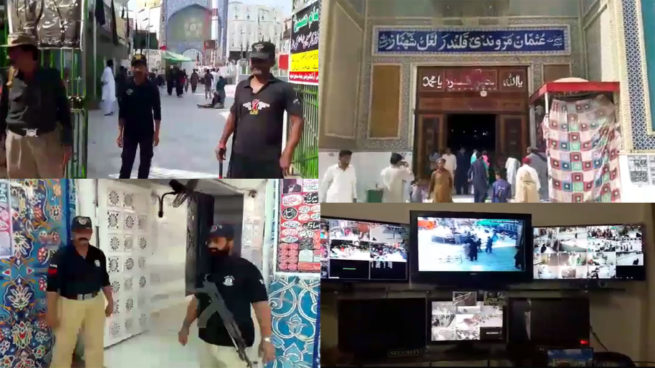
[533,225,645,280]
[430,293,504,342]
[321,218,408,281]
[416,217,526,272]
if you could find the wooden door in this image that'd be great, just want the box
[415,114,445,179]
[499,115,527,160]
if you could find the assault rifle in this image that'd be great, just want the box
[196,275,253,368]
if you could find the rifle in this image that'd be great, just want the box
[196,275,253,368]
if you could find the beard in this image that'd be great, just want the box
[208,248,230,257]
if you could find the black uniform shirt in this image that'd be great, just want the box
[46,244,110,298]
[195,256,269,347]
[0,67,73,144]
[231,76,303,160]
[118,78,161,136]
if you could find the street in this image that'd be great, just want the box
[88,85,236,178]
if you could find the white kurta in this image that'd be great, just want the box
[320,164,357,203]
[505,157,520,196]
[442,153,457,179]
[380,165,414,203]
[101,66,116,114]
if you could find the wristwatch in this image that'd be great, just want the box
[263,337,272,343]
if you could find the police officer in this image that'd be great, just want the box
[216,41,305,178]
[46,216,113,368]
[0,32,73,178]
[178,224,276,367]
[117,54,161,178]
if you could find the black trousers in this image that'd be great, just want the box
[119,133,153,179]
[455,173,468,195]
[473,188,487,203]
[167,83,173,95]
[228,152,283,178]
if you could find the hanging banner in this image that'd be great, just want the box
[7,0,84,49]
[278,179,320,273]
[290,1,320,85]
[0,181,10,259]
[373,26,570,56]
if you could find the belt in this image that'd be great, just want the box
[7,126,55,137]
[63,291,98,301]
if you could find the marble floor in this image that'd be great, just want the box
[104,301,202,368]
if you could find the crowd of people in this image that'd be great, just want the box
[420,146,549,203]
[320,146,550,203]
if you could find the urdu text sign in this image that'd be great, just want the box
[374,27,570,56]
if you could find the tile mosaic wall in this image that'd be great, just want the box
[0,180,75,368]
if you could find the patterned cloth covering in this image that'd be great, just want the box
[543,95,622,202]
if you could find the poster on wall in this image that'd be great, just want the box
[278,179,320,273]
[290,1,320,85]
[628,155,650,184]
[0,181,11,259]
[7,0,83,49]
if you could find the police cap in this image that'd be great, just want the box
[208,224,235,240]
[72,216,93,231]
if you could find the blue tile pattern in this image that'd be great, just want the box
[267,275,320,368]
[0,180,75,368]
[624,0,655,150]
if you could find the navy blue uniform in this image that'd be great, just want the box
[118,78,161,178]
[46,244,110,298]
[196,256,268,347]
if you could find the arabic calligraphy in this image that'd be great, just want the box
[293,6,320,33]
[419,67,527,92]
[291,3,320,54]
[502,73,524,89]
[9,0,83,48]
[376,28,568,54]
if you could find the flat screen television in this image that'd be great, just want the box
[321,217,409,281]
[533,224,646,281]
[338,298,426,359]
[508,298,590,348]
[428,296,505,343]
[410,211,532,284]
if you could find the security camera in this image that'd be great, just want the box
[248,190,257,198]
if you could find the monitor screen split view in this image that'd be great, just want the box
[320,203,652,368]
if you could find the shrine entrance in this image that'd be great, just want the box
[446,114,497,155]
[414,66,529,179]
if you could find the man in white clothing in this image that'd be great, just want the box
[441,148,457,186]
[320,150,357,203]
[380,153,414,203]
[101,59,116,116]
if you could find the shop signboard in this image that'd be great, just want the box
[278,179,320,273]
[290,1,320,85]
[374,26,570,56]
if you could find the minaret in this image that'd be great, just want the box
[211,0,219,40]
[160,0,167,48]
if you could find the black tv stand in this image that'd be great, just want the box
[444,341,489,357]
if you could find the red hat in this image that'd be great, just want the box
[522,156,531,165]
